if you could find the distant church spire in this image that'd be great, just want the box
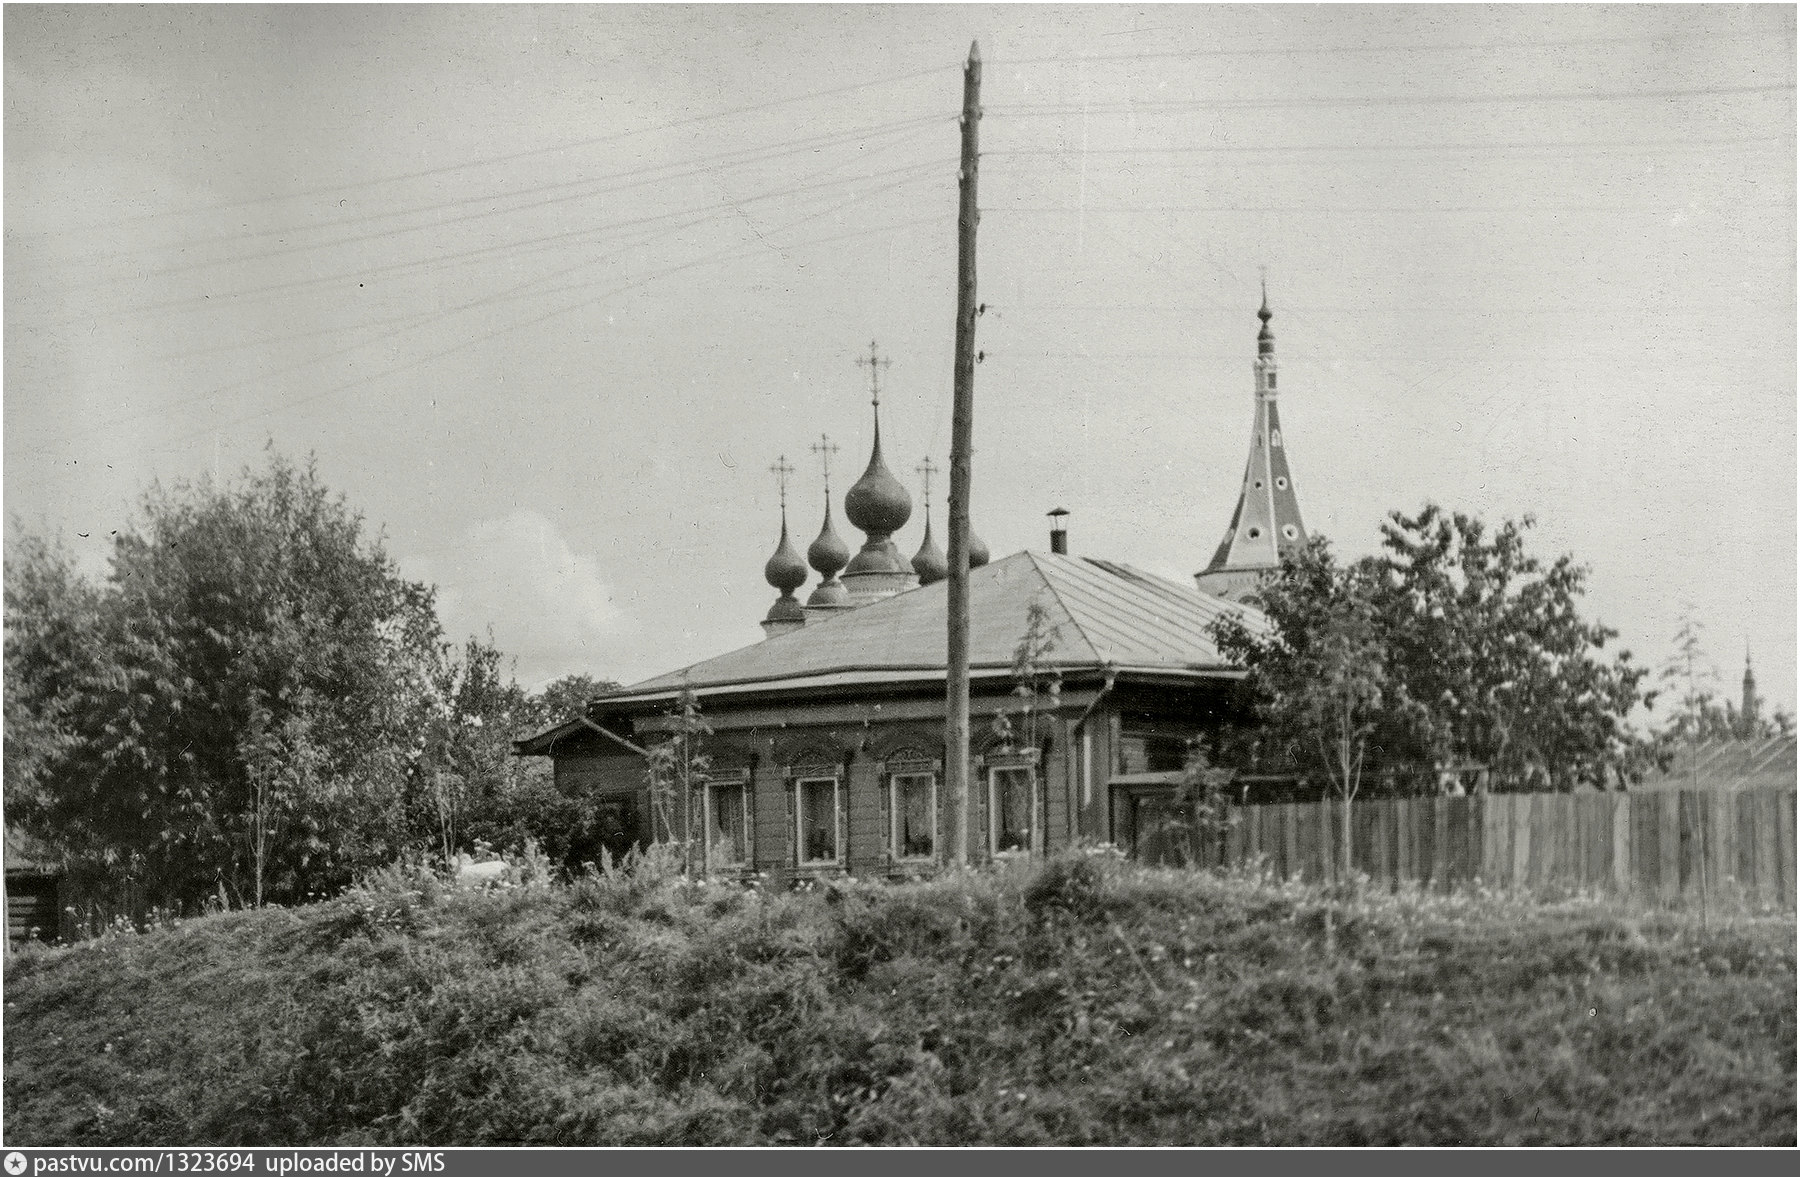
[1742,646,1760,731]
[842,341,917,602]
[761,456,808,638]
[1196,284,1309,603]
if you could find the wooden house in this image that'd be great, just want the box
[517,299,1305,875]
[517,550,1263,878]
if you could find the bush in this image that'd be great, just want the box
[2,851,1791,1145]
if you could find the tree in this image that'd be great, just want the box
[1210,506,1653,820]
[5,451,446,909]
[1651,612,1793,793]
[409,634,546,865]
[1212,538,1395,875]
[3,534,104,824]
[535,673,622,725]
[992,593,1062,754]
[1369,506,1653,791]
[1659,611,1730,751]
[643,681,710,857]
[1148,738,1240,868]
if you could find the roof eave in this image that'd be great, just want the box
[601,662,1244,712]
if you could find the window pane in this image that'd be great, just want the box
[993,767,1033,853]
[894,773,934,858]
[798,777,838,863]
[709,784,747,868]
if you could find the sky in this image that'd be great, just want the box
[5,4,1795,721]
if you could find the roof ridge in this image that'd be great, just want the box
[1023,551,1105,666]
[627,550,1044,693]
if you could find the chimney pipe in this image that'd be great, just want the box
[1048,507,1069,555]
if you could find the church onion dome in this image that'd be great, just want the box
[807,576,850,607]
[1257,285,1274,355]
[968,526,991,569]
[807,499,851,579]
[912,517,948,585]
[763,518,808,594]
[843,425,913,537]
[764,594,806,624]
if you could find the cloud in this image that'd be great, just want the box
[422,511,630,686]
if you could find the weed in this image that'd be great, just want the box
[2,849,1791,1145]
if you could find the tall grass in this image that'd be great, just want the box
[4,849,1792,1145]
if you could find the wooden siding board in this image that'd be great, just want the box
[1282,803,1300,880]
[1610,795,1630,896]
[1760,790,1784,905]
[1736,791,1759,893]
[1777,791,1796,905]
[1169,787,1787,910]
[1480,794,1500,887]
[847,756,883,876]
[1509,795,1530,889]
[1658,791,1680,901]
[1449,797,1470,887]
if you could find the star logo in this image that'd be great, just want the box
[5,1152,28,1175]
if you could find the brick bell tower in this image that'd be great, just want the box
[1196,284,1310,603]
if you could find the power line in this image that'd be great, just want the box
[153,153,955,361]
[990,28,1780,67]
[32,212,731,450]
[987,81,1794,116]
[10,61,961,242]
[987,134,1787,157]
[22,181,951,466]
[117,210,950,469]
[987,200,1796,214]
[124,116,953,281]
[41,114,953,293]
[23,155,955,329]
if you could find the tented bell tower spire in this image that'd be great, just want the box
[1197,283,1309,603]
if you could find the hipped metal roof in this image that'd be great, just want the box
[519,552,1259,754]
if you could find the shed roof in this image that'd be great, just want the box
[4,828,59,876]
[1635,736,1797,791]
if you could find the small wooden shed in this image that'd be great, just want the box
[5,828,65,949]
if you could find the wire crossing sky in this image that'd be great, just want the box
[5,5,1794,717]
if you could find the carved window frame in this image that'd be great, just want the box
[789,761,844,869]
[884,749,940,864]
[701,768,752,874]
[985,749,1040,858]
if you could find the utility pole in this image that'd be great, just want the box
[946,41,981,867]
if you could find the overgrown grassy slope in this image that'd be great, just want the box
[4,853,1793,1146]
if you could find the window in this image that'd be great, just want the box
[1266,372,1276,391]
[795,775,841,865]
[989,765,1036,855]
[890,770,937,861]
[705,781,750,871]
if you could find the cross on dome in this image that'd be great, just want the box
[810,433,841,495]
[769,454,796,512]
[855,340,891,410]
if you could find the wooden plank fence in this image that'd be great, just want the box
[1136,787,1795,908]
